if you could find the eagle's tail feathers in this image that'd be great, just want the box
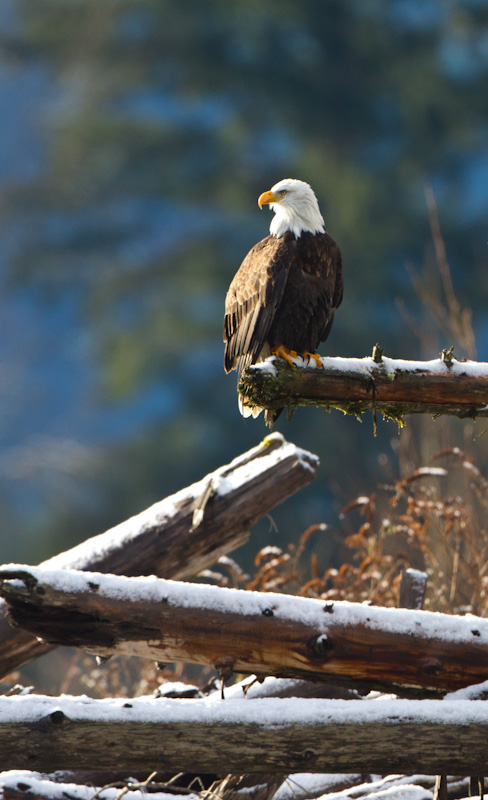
[238,395,263,419]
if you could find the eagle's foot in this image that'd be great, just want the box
[303,351,323,368]
[272,345,299,367]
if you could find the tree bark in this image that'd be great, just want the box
[0,434,318,679]
[398,568,428,610]
[1,566,488,695]
[0,694,487,775]
[238,355,488,422]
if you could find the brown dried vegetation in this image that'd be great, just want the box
[244,446,488,620]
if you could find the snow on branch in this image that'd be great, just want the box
[0,434,318,680]
[1,565,488,696]
[238,351,488,425]
[0,692,488,774]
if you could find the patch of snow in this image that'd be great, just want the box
[218,676,322,701]
[255,358,279,375]
[250,355,488,380]
[331,775,433,800]
[351,785,432,800]
[272,773,363,800]
[1,694,488,727]
[275,774,438,800]
[445,679,488,700]
[404,569,428,581]
[0,771,197,800]
[413,468,447,477]
[462,461,481,475]
[215,437,318,496]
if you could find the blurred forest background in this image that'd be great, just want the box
[1,0,488,573]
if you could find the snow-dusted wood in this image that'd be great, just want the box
[0,434,318,679]
[0,694,488,775]
[40,433,318,579]
[399,568,427,610]
[2,566,488,695]
[238,354,488,422]
[0,769,197,800]
[3,770,467,800]
[0,770,366,800]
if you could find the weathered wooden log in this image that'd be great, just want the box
[0,693,487,775]
[1,566,488,695]
[0,434,318,679]
[238,354,488,422]
[399,568,428,611]
[43,433,317,578]
[211,561,430,798]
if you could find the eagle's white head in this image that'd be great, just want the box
[258,178,325,238]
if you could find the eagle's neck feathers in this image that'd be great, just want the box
[269,190,325,238]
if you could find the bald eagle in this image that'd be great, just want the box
[223,178,343,426]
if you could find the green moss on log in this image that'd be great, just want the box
[237,356,488,425]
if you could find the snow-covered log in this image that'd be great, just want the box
[0,693,487,774]
[0,434,318,679]
[1,566,488,695]
[238,354,488,423]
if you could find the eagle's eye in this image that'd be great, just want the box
[279,190,288,197]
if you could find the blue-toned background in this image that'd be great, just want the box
[1,0,488,569]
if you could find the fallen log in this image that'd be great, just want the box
[0,693,487,775]
[42,433,317,578]
[0,434,318,678]
[238,353,488,423]
[1,566,487,695]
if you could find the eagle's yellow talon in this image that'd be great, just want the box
[304,352,323,368]
[272,345,298,367]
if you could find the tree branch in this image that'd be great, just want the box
[238,354,488,422]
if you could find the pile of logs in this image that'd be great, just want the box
[0,433,486,799]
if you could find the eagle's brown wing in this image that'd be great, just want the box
[316,233,343,346]
[223,234,295,377]
[265,231,343,355]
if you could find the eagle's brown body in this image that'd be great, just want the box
[224,229,343,425]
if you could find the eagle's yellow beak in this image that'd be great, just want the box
[258,190,278,209]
